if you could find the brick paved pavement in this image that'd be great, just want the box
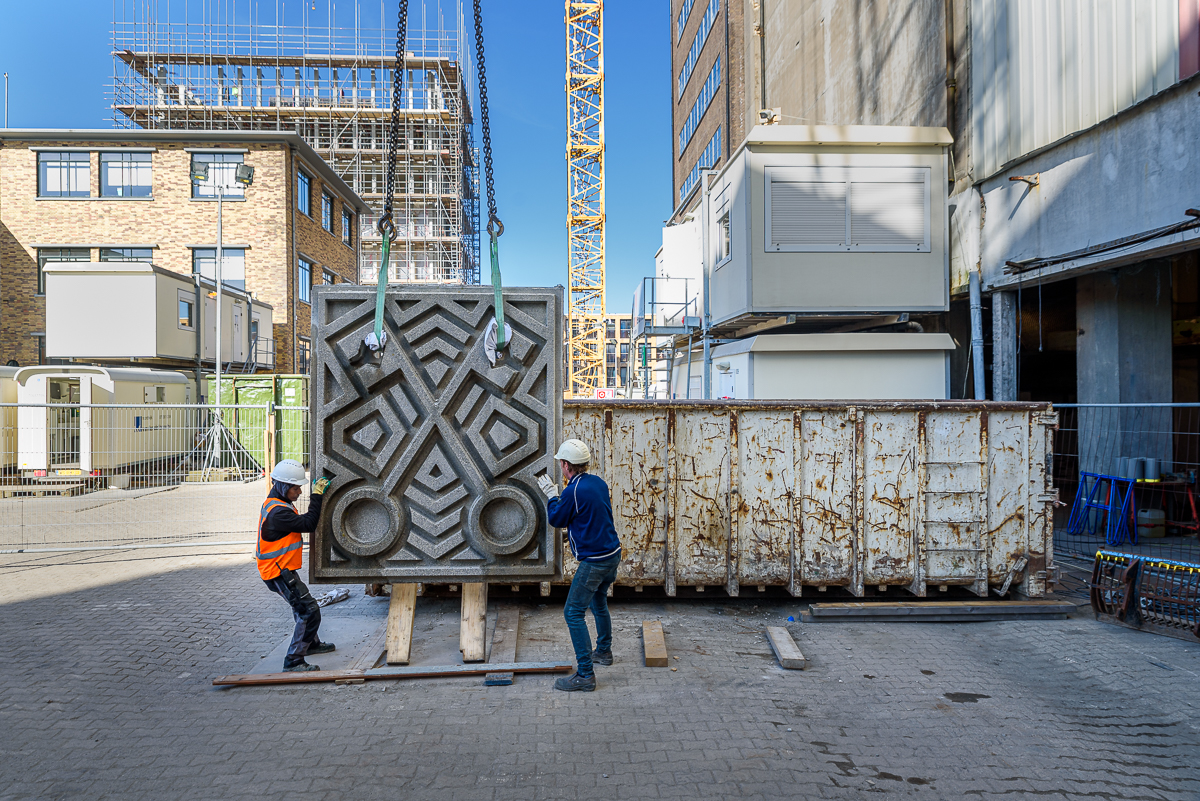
[1,548,1198,801]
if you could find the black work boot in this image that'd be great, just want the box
[283,660,320,672]
[554,672,596,692]
[308,641,336,655]
[591,648,613,666]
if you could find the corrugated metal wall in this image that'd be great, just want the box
[971,0,1181,179]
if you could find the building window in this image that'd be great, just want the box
[192,248,246,291]
[620,366,628,385]
[297,171,312,216]
[679,126,722,204]
[620,343,629,361]
[298,258,313,304]
[605,319,616,339]
[676,0,697,40]
[342,209,353,246]
[619,319,631,339]
[322,192,334,231]
[100,247,153,262]
[606,341,616,358]
[322,269,336,285]
[100,152,152,197]
[178,292,195,330]
[717,210,731,265]
[297,338,311,373]
[190,153,245,198]
[607,367,616,386]
[36,248,89,294]
[678,56,721,156]
[677,0,719,98]
[38,152,90,198]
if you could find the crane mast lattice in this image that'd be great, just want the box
[565,0,606,398]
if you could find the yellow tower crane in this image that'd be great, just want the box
[565,0,606,398]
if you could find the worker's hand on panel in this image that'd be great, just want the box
[311,476,332,496]
[536,474,559,500]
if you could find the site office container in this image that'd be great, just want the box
[0,367,19,470]
[207,374,309,467]
[15,366,192,476]
[561,400,1058,598]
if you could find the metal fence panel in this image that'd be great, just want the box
[0,403,311,552]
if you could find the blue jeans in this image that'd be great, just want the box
[564,552,620,678]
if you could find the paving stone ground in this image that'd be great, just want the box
[1,548,1198,801]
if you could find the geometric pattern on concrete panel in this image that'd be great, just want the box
[310,284,563,583]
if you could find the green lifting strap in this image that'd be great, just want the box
[375,230,391,344]
[490,231,505,349]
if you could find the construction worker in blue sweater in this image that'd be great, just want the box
[537,439,622,692]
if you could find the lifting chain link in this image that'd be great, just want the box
[377,0,410,241]
[473,0,502,237]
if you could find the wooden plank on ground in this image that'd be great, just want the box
[642,620,668,667]
[764,626,807,670]
[484,605,521,686]
[386,583,417,665]
[808,600,1074,622]
[460,582,488,662]
[348,624,388,672]
[213,661,574,687]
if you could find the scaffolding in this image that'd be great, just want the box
[111,0,479,285]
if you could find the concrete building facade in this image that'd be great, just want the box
[0,129,367,375]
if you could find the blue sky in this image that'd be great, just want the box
[0,0,671,311]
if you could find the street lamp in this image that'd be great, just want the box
[190,159,254,476]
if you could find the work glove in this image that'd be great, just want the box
[312,476,332,496]
[536,474,559,500]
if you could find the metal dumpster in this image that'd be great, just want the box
[562,400,1058,598]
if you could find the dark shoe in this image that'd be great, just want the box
[308,641,336,655]
[554,672,596,692]
[591,648,613,666]
[283,661,320,672]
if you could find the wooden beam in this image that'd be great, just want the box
[213,661,574,687]
[484,605,521,686]
[460,582,488,662]
[764,626,807,670]
[386,583,417,665]
[348,624,388,672]
[642,620,668,667]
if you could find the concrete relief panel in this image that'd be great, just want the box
[310,285,563,583]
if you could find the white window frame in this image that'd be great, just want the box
[764,166,931,253]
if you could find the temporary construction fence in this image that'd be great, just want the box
[0,402,311,553]
[1053,404,1200,563]
[207,375,309,467]
[560,400,1058,598]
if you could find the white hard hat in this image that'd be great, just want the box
[553,439,591,465]
[270,459,308,486]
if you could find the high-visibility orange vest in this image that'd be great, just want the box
[255,498,303,580]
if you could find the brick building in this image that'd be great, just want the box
[0,129,367,373]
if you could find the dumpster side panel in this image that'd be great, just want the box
[988,410,1029,581]
[671,408,731,587]
[862,411,918,585]
[608,407,667,584]
[1021,412,1058,596]
[560,404,606,582]
[736,409,793,587]
[925,411,986,583]
[798,410,855,586]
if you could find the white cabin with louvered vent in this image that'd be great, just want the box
[705,125,952,328]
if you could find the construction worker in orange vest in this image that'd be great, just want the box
[257,459,333,672]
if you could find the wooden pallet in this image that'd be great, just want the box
[0,483,86,500]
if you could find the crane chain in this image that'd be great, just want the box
[378,0,410,240]
[473,0,502,237]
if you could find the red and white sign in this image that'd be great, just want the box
[593,388,617,399]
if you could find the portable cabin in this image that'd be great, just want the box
[703,125,952,331]
[16,366,192,476]
[670,333,955,400]
[0,367,19,470]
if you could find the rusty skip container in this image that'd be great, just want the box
[561,400,1058,598]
